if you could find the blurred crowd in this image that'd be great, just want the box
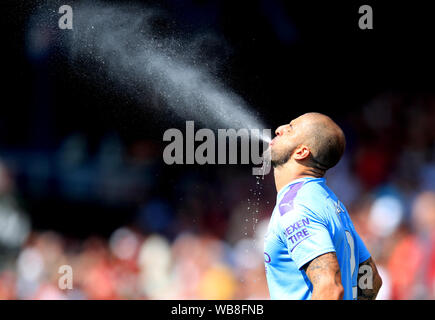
[0,227,270,300]
[0,93,435,299]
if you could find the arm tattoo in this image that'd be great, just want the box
[303,252,343,298]
[357,257,381,300]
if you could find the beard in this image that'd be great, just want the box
[270,143,296,168]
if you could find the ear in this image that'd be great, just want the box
[292,145,310,160]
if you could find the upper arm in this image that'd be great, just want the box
[279,200,342,298]
[303,252,342,286]
[353,229,382,299]
[357,257,382,300]
[303,252,344,299]
[280,206,335,270]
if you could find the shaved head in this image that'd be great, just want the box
[270,112,346,171]
[298,113,346,170]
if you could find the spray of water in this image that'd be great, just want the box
[30,3,273,282]
[39,1,270,142]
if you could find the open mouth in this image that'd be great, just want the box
[269,136,278,146]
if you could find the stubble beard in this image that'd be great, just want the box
[270,144,296,168]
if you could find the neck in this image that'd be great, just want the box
[273,161,324,193]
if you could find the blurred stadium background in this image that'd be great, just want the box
[1,0,435,299]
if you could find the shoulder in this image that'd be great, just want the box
[297,180,330,203]
[277,181,305,217]
[278,179,330,217]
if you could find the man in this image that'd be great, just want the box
[264,112,382,300]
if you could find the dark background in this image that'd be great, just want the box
[2,0,433,235]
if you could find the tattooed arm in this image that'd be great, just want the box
[357,257,382,300]
[303,252,344,300]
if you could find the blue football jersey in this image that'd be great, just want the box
[264,177,371,300]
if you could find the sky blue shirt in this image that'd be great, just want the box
[264,177,371,300]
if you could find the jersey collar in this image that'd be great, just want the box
[277,177,325,200]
